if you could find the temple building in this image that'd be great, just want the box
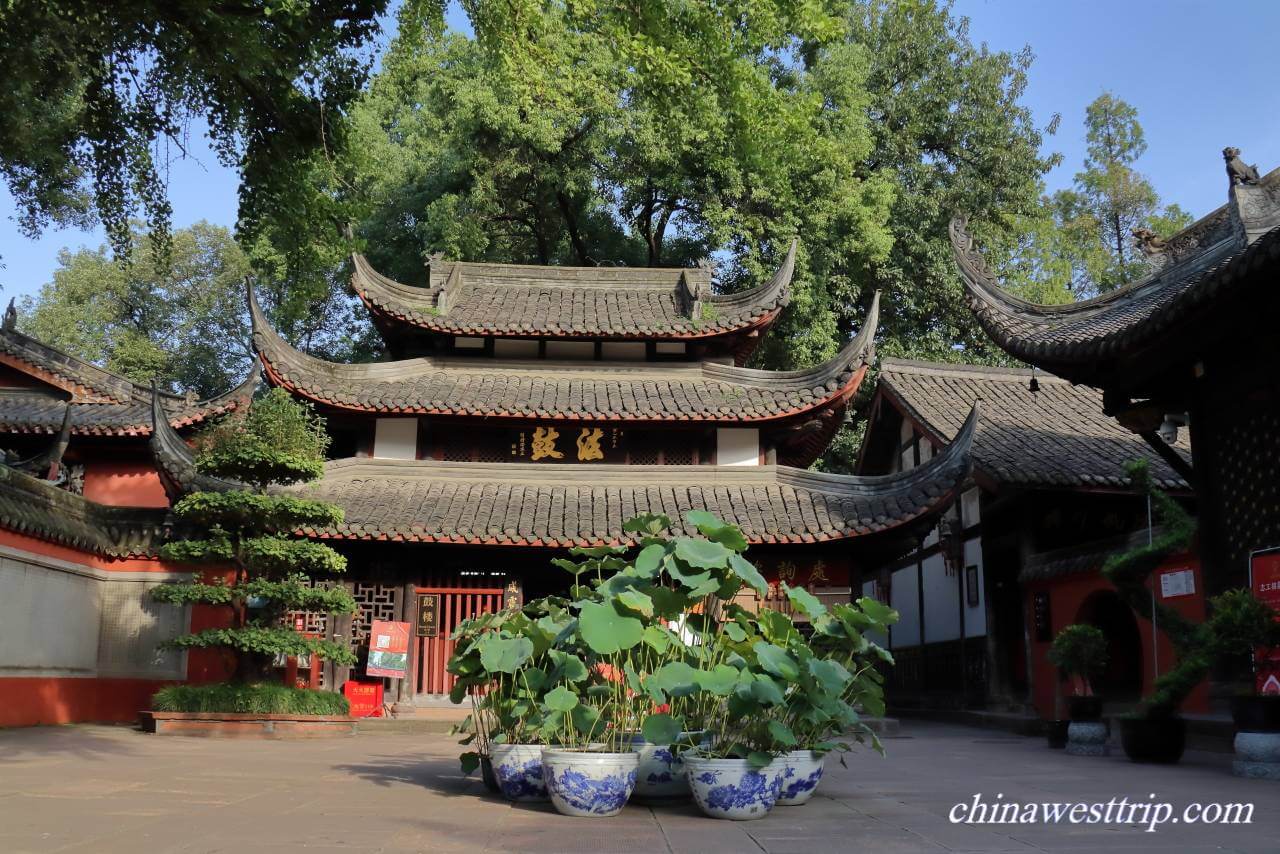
[1,243,977,723]
[952,151,1279,598]
[856,359,1201,722]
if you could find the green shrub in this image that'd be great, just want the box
[152,682,351,716]
[1048,624,1108,695]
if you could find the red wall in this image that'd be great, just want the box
[1026,551,1208,719]
[0,529,233,727]
[82,460,171,508]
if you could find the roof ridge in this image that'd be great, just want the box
[878,357,1065,382]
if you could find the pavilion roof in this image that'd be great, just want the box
[868,358,1191,491]
[0,322,255,437]
[251,284,878,426]
[350,241,794,357]
[148,385,977,548]
[952,162,1280,388]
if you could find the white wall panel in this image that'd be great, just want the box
[890,565,920,649]
[716,428,760,466]
[374,417,418,460]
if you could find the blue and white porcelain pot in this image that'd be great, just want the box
[541,749,640,817]
[684,755,783,820]
[628,731,706,801]
[776,750,825,805]
[490,743,548,802]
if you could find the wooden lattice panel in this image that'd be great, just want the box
[1215,405,1280,574]
[350,582,400,645]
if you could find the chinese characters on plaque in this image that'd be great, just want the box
[512,425,625,463]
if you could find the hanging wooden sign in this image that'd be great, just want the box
[416,593,441,638]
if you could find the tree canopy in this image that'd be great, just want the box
[0,1,442,260]
[1044,93,1193,296]
[18,222,374,397]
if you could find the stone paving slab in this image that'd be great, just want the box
[0,720,1275,853]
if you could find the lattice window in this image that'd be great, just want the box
[475,444,507,463]
[630,446,659,466]
[1216,406,1280,573]
[440,435,472,461]
[350,582,400,646]
[664,447,694,466]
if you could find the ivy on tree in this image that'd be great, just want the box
[152,389,356,681]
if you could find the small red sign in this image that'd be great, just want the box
[366,620,411,679]
[343,681,384,718]
[1249,548,1280,695]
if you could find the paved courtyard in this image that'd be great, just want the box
[0,720,1274,853]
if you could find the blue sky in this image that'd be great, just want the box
[2,0,1277,299]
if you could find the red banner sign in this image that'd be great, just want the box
[366,620,410,679]
[1249,548,1280,695]
[343,681,384,718]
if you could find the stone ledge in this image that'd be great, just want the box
[139,711,358,739]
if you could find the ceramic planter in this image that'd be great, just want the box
[1231,696,1280,780]
[684,755,783,820]
[628,731,706,801]
[490,743,548,802]
[1065,721,1108,756]
[541,749,639,817]
[776,750,825,806]
[480,754,500,794]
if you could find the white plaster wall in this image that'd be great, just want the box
[601,342,646,361]
[961,487,982,526]
[890,565,920,649]
[454,336,486,350]
[716,428,760,466]
[494,339,540,359]
[374,417,418,460]
[922,552,962,643]
[0,554,100,673]
[962,537,987,637]
[654,342,686,356]
[0,546,189,678]
[545,341,596,360]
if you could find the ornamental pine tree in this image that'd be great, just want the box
[152,389,356,683]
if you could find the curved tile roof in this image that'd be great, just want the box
[290,405,975,547]
[0,463,170,556]
[0,326,256,436]
[251,284,878,424]
[350,240,794,343]
[950,179,1280,374]
[875,359,1190,491]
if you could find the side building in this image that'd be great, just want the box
[856,359,1201,721]
[0,314,253,725]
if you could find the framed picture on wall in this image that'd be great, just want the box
[965,565,980,608]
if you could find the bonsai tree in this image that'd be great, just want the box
[150,389,357,707]
[1047,624,1109,698]
[1205,589,1280,693]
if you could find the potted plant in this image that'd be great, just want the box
[1047,624,1109,756]
[537,511,776,817]
[1203,589,1280,779]
[447,599,578,802]
[770,584,899,806]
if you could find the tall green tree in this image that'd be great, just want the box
[18,222,374,397]
[841,0,1058,362]
[151,390,357,683]
[1048,93,1193,295]
[332,0,896,368]
[0,1,444,260]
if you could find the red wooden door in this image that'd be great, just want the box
[413,583,505,697]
